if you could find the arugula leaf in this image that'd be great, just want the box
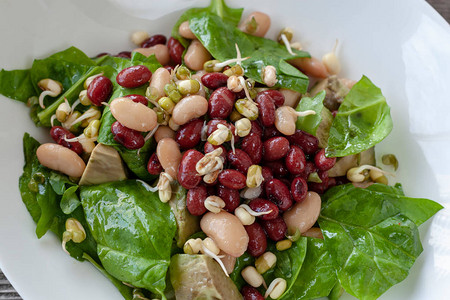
[60,185,81,215]
[189,13,310,93]
[171,0,243,47]
[318,183,442,300]
[278,238,336,300]
[0,69,36,102]
[229,252,255,291]
[326,76,393,157]
[80,180,177,296]
[295,90,326,135]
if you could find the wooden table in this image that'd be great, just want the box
[1,1,449,299]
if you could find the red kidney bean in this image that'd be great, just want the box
[248,198,279,220]
[141,34,167,48]
[204,142,227,163]
[327,177,337,189]
[125,94,148,106]
[95,52,110,57]
[234,89,246,99]
[218,169,246,190]
[147,152,163,175]
[308,171,329,194]
[116,65,152,88]
[250,121,263,137]
[291,177,308,202]
[255,92,275,127]
[303,161,317,179]
[286,130,319,155]
[227,149,253,174]
[265,178,293,211]
[175,118,204,150]
[257,90,285,107]
[217,185,241,212]
[168,37,185,65]
[208,87,236,119]
[116,51,131,58]
[87,75,113,106]
[177,149,204,189]
[50,126,83,155]
[164,65,174,73]
[206,120,238,141]
[186,184,208,216]
[263,137,290,161]
[261,216,287,241]
[241,286,264,300]
[263,160,289,178]
[201,72,228,90]
[261,167,274,183]
[241,133,263,164]
[285,145,306,175]
[314,148,336,171]
[244,222,267,257]
[205,184,216,196]
[262,126,282,141]
[111,121,144,149]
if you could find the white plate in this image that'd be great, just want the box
[1,0,449,299]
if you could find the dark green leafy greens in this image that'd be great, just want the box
[0,69,36,102]
[60,185,81,215]
[189,13,310,93]
[318,183,443,300]
[326,76,393,157]
[171,0,243,47]
[229,252,255,291]
[80,180,177,297]
[296,90,326,135]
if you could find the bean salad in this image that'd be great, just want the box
[0,0,443,299]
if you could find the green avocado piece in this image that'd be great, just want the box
[170,254,242,300]
[79,143,127,185]
[169,184,200,248]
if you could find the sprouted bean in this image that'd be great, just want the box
[62,218,86,254]
[37,78,63,109]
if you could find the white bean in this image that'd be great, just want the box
[149,67,171,101]
[238,12,271,37]
[289,57,329,78]
[178,21,197,40]
[110,97,157,132]
[283,191,321,234]
[36,144,86,178]
[171,95,208,125]
[274,106,297,135]
[184,40,211,71]
[280,88,301,108]
[133,44,170,65]
[200,211,249,257]
[156,138,181,179]
[154,126,175,143]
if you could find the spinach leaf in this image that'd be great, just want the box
[60,185,81,215]
[189,14,310,93]
[172,0,243,47]
[328,282,344,300]
[47,46,96,67]
[326,76,393,157]
[318,183,442,300]
[82,253,134,300]
[229,252,255,290]
[296,90,326,135]
[115,138,157,181]
[49,172,75,195]
[278,238,336,300]
[0,69,36,102]
[80,180,177,296]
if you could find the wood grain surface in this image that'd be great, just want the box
[0,1,449,300]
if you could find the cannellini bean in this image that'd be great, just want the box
[133,44,170,65]
[340,78,357,89]
[36,144,86,178]
[279,88,301,108]
[154,125,175,142]
[184,40,212,71]
[110,97,157,132]
[238,12,271,37]
[171,95,208,125]
[220,251,237,274]
[156,138,182,179]
[200,211,249,257]
[302,227,324,239]
[274,106,297,135]
[148,67,171,101]
[178,21,197,40]
[283,191,321,234]
[289,57,329,78]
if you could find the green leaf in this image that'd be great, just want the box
[296,90,326,135]
[171,0,243,47]
[0,69,36,102]
[279,238,336,300]
[60,185,81,215]
[328,281,344,300]
[80,180,177,296]
[318,183,442,300]
[189,13,310,93]
[115,138,158,181]
[229,252,255,290]
[326,76,393,157]
[49,172,74,195]
[47,46,96,67]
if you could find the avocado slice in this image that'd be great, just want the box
[170,254,242,300]
[79,143,127,185]
[169,184,200,248]
[310,76,350,111]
